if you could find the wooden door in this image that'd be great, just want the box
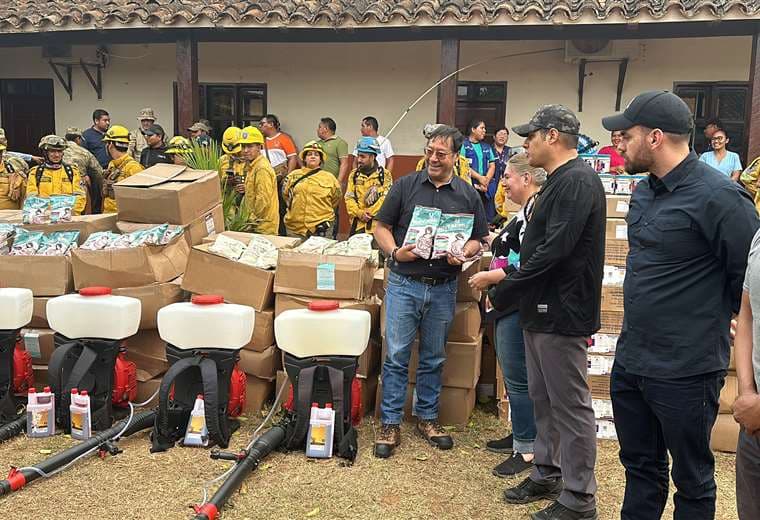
[455,82,507,145]
[0,79,55,154]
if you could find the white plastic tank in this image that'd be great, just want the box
[0,288,33,330]
[157,295,254,350]
[275,301,371,358]
[46,287,141,340]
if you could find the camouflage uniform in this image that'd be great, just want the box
[65,131,103,213]
[129,108,156,161]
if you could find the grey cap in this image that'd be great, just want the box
[512,104,581,137]
[141,123,165,137]
[65,127,83,138]
[188,122,211,133]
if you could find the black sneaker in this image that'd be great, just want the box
[531,501,598,520]
[492,453,533,478]
[503,476,562,504]
[486,433,513,454]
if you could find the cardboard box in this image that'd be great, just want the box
[497,398,510,424]
[0,256,73,296]
[590,333,618,354]
[596,419,618,440]
[729,346,735,372]
[133,353,168,383]
[382,333,483,389]
[457,260,481,303]
[588,354,615,376]
[588,374,611,399]
[114,163,222,226]
[238,346,279,381]
[127,329,167,361]
[117,204,224,248]
[71,237,190,290]
[374,381,476,426]
[182,242,287,312]
[136,376,162,403]
[112,280,185,330]
[32,364,48,388]
[241,308,274,353]
[601,285,624,313]
[361,375,378,416]
[274,293,381,336]
[274,250,375,301]
[605,240,629,268]
[201,231,300,248]
[0,209,21,222]
[605,218,628,242]
[21,328,55,364]
[22,213,118,244]
[372,268,385,299]
[710,414,739,453]
[600,309,624,335]
[592,398,614,420]
[30,297,51,328]
[448,301,482,343]
[719,375,739,414]
[606,195,630,219]
[358,338,381,379]
[496,357,507,402]
[243,376,274,415]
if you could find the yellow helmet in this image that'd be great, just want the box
[238,126,264,146]
[166,136,192,155]
[221,126,242,155]
[0,136,7,151]
[103,125,131,144]
[299,140,326,163]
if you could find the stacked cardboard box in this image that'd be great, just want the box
[711,346,740,453]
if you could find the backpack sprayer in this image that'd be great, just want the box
[0,289,34,443]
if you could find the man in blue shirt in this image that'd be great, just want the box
[461,119,497,220]
[602,91,759,520]
[82,109,111,168]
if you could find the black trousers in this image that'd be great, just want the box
[610,362,724,520]
[737,428,760,520]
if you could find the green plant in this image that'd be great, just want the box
[186,139,221,171]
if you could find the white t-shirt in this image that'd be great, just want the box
[353,135,394,168]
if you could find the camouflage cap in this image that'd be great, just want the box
[512,104,580,138]
[187,121,211,133]
[137,107,156,121]
[65,127,83,138]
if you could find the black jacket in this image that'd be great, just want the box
[489,157,606,336]
[140,146,172,168]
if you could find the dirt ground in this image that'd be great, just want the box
[0,405,738,519]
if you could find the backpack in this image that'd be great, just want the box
[47,335,132,432]
[0,331,24,423]
[35,164,74,187]
[150,345,246,452]
[282,353,359,462]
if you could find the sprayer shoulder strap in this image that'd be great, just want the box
[47,341,80,398]
[35,164,74,186]
[291,365,317,447]
[0,334,17,421]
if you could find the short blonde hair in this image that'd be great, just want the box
[507,153,547,185]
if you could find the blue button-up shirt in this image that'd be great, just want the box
[617,152,759,379]
[81,127,109,168]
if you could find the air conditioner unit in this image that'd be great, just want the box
[564,40,615,63]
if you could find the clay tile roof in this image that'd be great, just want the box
[0,1,757,33]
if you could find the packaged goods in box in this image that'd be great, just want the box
[606,195,630,219]
[71,236,190,290]
[22,213,118,244]
[605,218,628,242]
[30,297,51,328]
[596,419,617,440]
[374,381,476,426]
[719,375,739,414]
[274,250,375,301]
[182,241,288,312]
[588,374,611,399]
[0,255,73,296]
[20,328,55,365]
[588,354,615,376]
[117,204,224,247]
[238,346,280,381]
[114,164,221,226]
[592,398,614,420]
[615,175,648,195]
[710,414,739,453]
[605,240,629,268]
[274,294,380,336]
[599,309,624,335]
[381,333,482,390]
[603,265,626,287]
[113,280,184,330]
[244,376,274,415]
[599,174,616,195]
[601,285,624,312]
[590,333,618,354]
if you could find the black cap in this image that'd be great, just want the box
[141,123,165,137]
[602,90,694,134]
[512,104,581,138]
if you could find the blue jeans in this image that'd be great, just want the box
[495,311,536,454]
[381,270,457,424]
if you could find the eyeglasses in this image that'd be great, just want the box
[424,147,453,160]
[711,136,726,142]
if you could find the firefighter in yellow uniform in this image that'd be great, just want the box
[219,126,242,185]
[26,135,86,215]
[283,141,342,239]
[236,126,279,235]
[345,137,392,235]
[0,134,28,209]
[101,125,144,214]
[165,136,193,166]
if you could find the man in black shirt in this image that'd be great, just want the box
[373,124,488,459]
[602,91,759,519]
[139,124,172,168]
[489,105,605,520]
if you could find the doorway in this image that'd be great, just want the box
[455,81,507,144]
[0,79,56,154]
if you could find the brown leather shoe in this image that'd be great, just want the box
[374,423,401,458]
[416,419,454,450]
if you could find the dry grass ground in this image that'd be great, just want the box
[0,406,737,519]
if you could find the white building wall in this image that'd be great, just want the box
[0,36,752,155]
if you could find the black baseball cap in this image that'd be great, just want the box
[602,90,694,134]
[141,123,165,137]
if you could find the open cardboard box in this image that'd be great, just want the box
[114,163,221,226]
[71,236,190,289]
[117,203,224,247]
[21,213,119,244]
